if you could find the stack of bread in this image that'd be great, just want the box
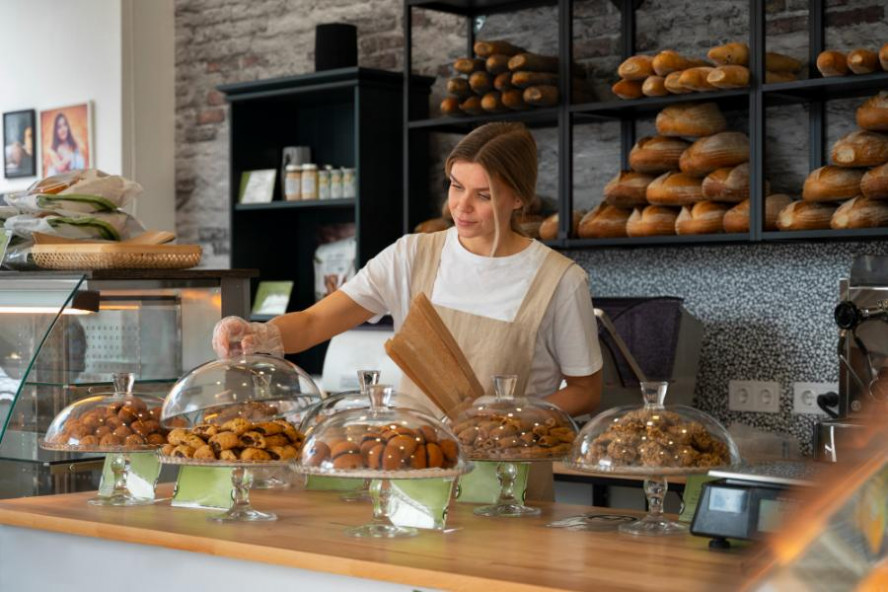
[816,44,888,77]
[780,91,888,231]
[441,40,562,116]
[613,42,803,99]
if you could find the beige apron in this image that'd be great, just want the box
[400,230,576,501]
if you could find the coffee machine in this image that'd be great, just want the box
[815,255,888,462]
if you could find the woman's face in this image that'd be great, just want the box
[56,116,69,142]
[448,161,521,244]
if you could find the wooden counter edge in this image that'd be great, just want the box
[0,504,564,592]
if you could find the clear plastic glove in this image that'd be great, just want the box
[212,316,284,358]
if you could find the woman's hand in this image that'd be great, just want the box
[212,316,284,358]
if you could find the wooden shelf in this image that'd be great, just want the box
[234,199,356,212]
[409,107,560,131]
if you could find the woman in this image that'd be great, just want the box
[46,113,85,175]
[214,123,603,493]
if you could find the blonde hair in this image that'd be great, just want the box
[445,122,537,256]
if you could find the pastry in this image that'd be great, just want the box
[831,195,888,229]
[628,136,690,174]
[708,42,749,66]
[604,170,656,207]
[722,194,793,233]
[612,79,644,100]
[707,65,749,89]
[816,50,848,77]
[861,163,888,199]
[702,163,751,202]
[617,55,654,81]
[677,67,717,92]
[802,166,864,202]
[664,71,691,94]
[652,50,708,76]
[577,204,631,238]
[776,201,837,231]
[675,201,730,234]
[642,76,668,97]
[679,132,749,177]
[240,448,272,462]
[507,53,559,73]
[626,205,679,237]
[831,131,888,168]
[473,40,524,58]
[847,49,879,75]
[856,92,888,132]
[539,211,582,240]
[646,171,705,206]
[523,85,559,107]
[485,54,510,75]
[453,57,485,74]
[655,102,727,137]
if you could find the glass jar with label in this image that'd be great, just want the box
[330,167,343,199]
[301,163,319,200]
[284,164,302,201]
[318,165,332,200]
[342,167,356,199]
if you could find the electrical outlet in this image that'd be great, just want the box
[729,381,781,413]
[793,382,838,415]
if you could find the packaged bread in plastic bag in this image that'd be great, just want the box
[7,169,142,213]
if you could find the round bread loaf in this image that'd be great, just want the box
[656,102,727,137]
[831,130,888,168]
[723,194,795,233]
[856,92,888,132]
[861,162,888,199]
[802,166,864,202]
[628,136,690,174]
[604,170,655,207]
[626,205,679,237]
[776,200,837,231]
[578,203,631,238]
[675,201,730,235]
[679,131,749,177]
[646,171,705,206]
[831,195,888,229]
[702,163,751,202]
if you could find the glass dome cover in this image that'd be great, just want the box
[298,385,471,480]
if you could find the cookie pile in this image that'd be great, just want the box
[452,411,575,460]
[159,417,305,462]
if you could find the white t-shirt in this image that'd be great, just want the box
[340,228,603,397]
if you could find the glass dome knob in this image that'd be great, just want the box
[493,374,518,401]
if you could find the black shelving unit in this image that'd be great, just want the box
[403,0,888,246]
[221,67,431,373]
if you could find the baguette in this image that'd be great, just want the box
[618,55,655,81]
[656,102,727,137]
[646,171,705,206]
[459,95,484,115]
[722,194,793,233]
[881,43,888,72]
[707,65,749,89]
[494,72,514,91]
[702,163,750,202]
[679,131,749,177]
[831,195,888,229]
[512,71,559,88]
[652,50,708,76]
[474,40,524,58]
[468,71,494,95]
[626,205,679,237]
[539,211,582,240]
[856,92,888,132]
[765,70,798,84]
[847,49,879,75]
[708,42,749,66]
[446,77,472,99]
[454,57,485,74]
[676,201,730,235]
[486,54,511,75]
[440,96,461,116]
[604,170,657,208]
[678,67,717,91]
[816,50,848,77]
[802,166,864,202]
[766,52,803,73]
[523,85,559,107]
[628,136,691,174]
[481,91,506,113]
[777,200,836,231]
[642,76,668,97]
[664,71,693,94]
[578,203,632,238]
[831,130,888,168]
[501,89,530,111]
[861,163,888,199]
[612,79,644,100]
[508,53,559,73]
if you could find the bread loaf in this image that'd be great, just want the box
[802,166,864,202]
[612,79,644,100]
[626,205,679,237]
[702,163,750,202]
[777,201,836,231]
[766,52,803,72]
[816,51,848,77]
[679,132,749,177]
[604,171,656,208]
[460,95,483,115]
[646,171,705,206]
[502,89,530,110]
[861,163,888,199]
[454,58,485,74]
[578,203,632,238]
[524,85,559,107]
[539,211,582,240]
[494,72,514,91]
[722,194,792,233]
[708,43,749,66]
[618,55,655,81]
[512,71,559,88]
[441,96,461,116]
[628,136,691,174]
[831,195,888,229]
[676,201,731,235]
[707,65,749,89]
[652,50,708,76]
[664,71,692,94]
[474,40,524,58]
[481,91,506,113]
[485,54,511,75]
[847,49,879,75]
[764,71,798,84]
[508,53,559,73]
[831,130,888,167]
[415,218,450,233]
[656,102,727,137]
[678,67,717,91]
[642,76,668,97]
[881,43,888,71]
[447,78,472,99]
[856,92,888,132]
[469,71,494,95]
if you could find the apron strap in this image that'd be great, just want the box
[409,230,448,299]
[513,247,578,338]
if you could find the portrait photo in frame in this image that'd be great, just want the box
[3,109,37,178]
[40,102,93,177]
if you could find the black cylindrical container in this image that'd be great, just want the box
[315,23,358,71]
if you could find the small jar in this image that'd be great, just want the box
[330,167,343,199]
[284,164,302,201]
[301,163,319,200]
[318,165,332,200]
[342,167,356,199]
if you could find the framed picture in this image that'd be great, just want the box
[3,109,36,178]
[238,169,277,204]
[252,281,293,316]
[40,102,93,177]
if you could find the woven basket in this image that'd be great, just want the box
[31,243,202,270]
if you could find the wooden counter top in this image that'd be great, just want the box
[0,486,751,592]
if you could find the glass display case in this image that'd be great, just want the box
[0,270,253,498]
